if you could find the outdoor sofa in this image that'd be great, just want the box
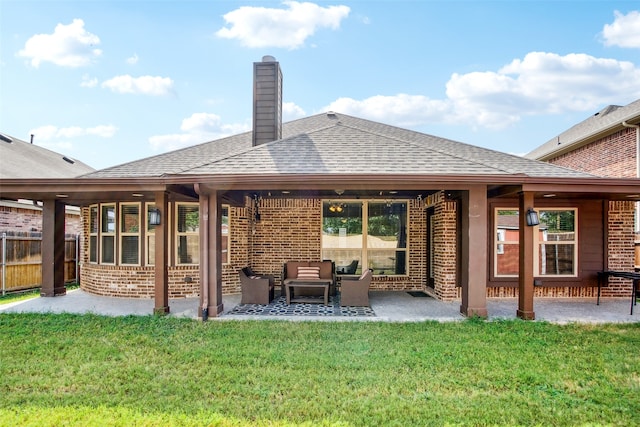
[282,260,336,304]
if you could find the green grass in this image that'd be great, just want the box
[0,314,638,426]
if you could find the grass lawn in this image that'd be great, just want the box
[0,314,638,426]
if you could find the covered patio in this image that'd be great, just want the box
[1,287,638,324]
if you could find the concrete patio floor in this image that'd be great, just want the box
[1,289,638,323]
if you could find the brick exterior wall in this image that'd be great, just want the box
[602,200,636,297]
[78,194,635,301]
[429,192,460,301]
[79,198,433,298]
[548,127,636,178]
[0,202,82,235]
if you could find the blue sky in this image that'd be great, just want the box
[1,1,639,170]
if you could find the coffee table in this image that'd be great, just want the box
[285,281,330,306]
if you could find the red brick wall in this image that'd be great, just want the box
[0,202,82,235]
[548,127,636,178]
[430,193,460,301]
[603,200,636,297]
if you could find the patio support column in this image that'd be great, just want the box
[459,185,488,318]
[154,191,170,315]
[517,192,536,320]
[41,199,66,297]
[199,191,224,319]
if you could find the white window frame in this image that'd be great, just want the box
[493,207,578,278]
[119,203,141,266]
[222,205,230,265]
[493,209,520,277]
[100,203,116,265]
[321,200,409,276]
[88,205,98,264]
[534,208,578,277]
[175,202,200,265]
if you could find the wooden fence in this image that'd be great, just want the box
[1,232,78,294]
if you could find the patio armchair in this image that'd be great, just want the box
[239,267,275,305]
[340,269,373,307]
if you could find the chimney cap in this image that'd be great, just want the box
[262,55,276,62]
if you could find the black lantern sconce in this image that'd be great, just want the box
[148,208,161,226]
[525,208,539,227]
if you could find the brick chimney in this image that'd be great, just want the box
[252,55,283,146]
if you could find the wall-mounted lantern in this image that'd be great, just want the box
[148,208,161,226]
[526,208,539,227]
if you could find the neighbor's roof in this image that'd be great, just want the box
[0,133,94,179]
[526,98,640,161]
[84,113,593,180]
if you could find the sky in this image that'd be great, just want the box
[1,1,640,171]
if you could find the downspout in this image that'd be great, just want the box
[195,184,209,321]
[622,120,640,235]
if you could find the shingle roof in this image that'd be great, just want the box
[0,132,94,179]
[84,113,592,179]
[526,99,640,160]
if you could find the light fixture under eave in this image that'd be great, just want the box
[526,208,539,227]
[56,194,68,198]
[148,208,161,226]
[328,202,343,213]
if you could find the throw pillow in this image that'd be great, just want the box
[297,266,320,279]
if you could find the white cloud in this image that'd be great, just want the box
[17,19,102,68]
[324,51,640,130]
[80,74,98,88]
[29,124,117,140]
[283,102,306,121]
[216,1,350,49]
[126,53,139,65]
[101,75,174,96]
[602,10,640,48]
[149,113,250,152]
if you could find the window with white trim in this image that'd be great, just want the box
[494,208,578,277]
[100,204,116,264]
[536,209,577,276]
[494,209,519,277]
[222,206,229,265]
[89,205,98,263]
[322,200,408,275]
[120,203,140,265]
[176,203,199,265]
[146,204,157,265]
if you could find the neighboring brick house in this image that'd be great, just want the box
[1,57,638,320]
[0,133,94,234]
[0,133,94,290]
[526,99,640,268]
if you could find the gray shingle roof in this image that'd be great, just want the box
[526,98,640,160]
[84,113,592,179]
[0,132,94,179]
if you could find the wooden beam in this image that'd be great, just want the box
[459,185,488,318]
[199,192,224,319]
[153,191,170,315]
[517,192,536,320]
[41,200,66,297]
